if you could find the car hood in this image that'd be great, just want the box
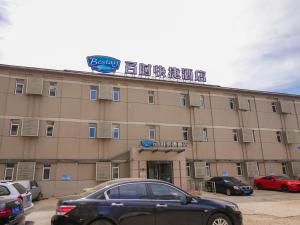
[196,196,238,209]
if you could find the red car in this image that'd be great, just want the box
[254,175,300,192]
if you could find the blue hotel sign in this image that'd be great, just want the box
[86,55,206,83]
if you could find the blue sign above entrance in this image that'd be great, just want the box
[86,55,121,73]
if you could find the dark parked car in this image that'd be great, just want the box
[51,178,242,225]
[0,198,25,225]
[205,176,253,196]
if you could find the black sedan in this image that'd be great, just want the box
[205,176,253,196]
[52,178,242,225]
[0,199,25,225]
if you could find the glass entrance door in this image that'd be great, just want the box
[147,161,173,183]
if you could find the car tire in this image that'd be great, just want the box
[226,188,231,196]
[90,220,113,225]
[255,183,263,190]
[207,213,232,225]
[281,185,289,192]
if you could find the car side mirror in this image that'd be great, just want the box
[180,195,192,205]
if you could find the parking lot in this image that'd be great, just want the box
[25,190,300,225]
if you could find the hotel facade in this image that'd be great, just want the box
[0,64,300,197]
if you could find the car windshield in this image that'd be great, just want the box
[223,177,241,184]
[12,183,27,194]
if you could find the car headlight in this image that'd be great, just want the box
[228,204,240,212]
[233,186,240,190]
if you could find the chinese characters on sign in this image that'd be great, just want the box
[125,61,206,82]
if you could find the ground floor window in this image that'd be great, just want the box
[205,162,211,177]
[281,162,287,175]
[112,167,119,179]
[4,165,14,180]
[43,165,51,180]
[236,163,243,176]
[186,162,191,177]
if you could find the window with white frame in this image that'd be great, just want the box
[49,81,57,97]
[42,165,51,180]
[113,87,120,102]
[271,102,277,112]
[15,79,24,95]
[186,162,191,177]
[10,119,20,136]
[4,165,14,180]
[203,128,208,141]
[89,123,97,138]
[46,121,54,137]
[180,94,186,107]
[183,127,189,141]
[112,124,120,140]
[232,129,239,142]
[229,98,235,110]
[112,167,119,179]
[276,131,282,143]
[200,95,205,109]
[90,85,98,100]
[148,90,155,104]
[236,163,243,176]
[281,162,287,175]
[149,126,156,140]
[205,162,211,177]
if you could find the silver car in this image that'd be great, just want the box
[0,181,34,215]
[16,180,42,201]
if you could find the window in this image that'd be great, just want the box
[4,165,14,180]
[106,183,148,199]
[183,127,189,141]
[49,81,57,97]
[90,85,98,100]
[148,90,155,104]
[271,102,277,112]
[112,124,120,140]
[46,121,54,137]
[15,79,24,95]
[149,126,156,140]
[43,165,51,180]
[276,131,282,143]
[232,129,239,142]
[10,119,20,136]
[0,186,10,196]
[186,162,191,177]
[89,123,97,138]
[229,98,235,110]
[205,162,211,177]
[281,162,287,175]
[200,95,205,109]
[149,183,186,201]
[236,163,243,176]
[113,87,120,101]
[112,167,119,179]
[203,128,208,141]
[252,130,256,142]
[106,186,119,199]
[180,94,186,106]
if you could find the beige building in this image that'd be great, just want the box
[0,64,300,197]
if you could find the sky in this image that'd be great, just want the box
[0,0,299,94]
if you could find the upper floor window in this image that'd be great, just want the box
[236,163,243,176]
[271,102,277,112]
[46,121,54,137]
[42,164,51,180]
[10,119,20,136]
[199,95,205,109]
[49,82,57,97]
[276,131,282,143]
[89,123,97,138]
[232,129,239,142]
[281,162,287,175]
[148,90,155,104]
[149,126,156,140]
[15,79,24,95]
[90,85,98,100]
[113,87,120,102]
[203,128,208,141]
[183,127,189,141]
[229,98,236,110]
[180,94,186,107]
[112,167,119,179]
[205,162,211,177]
[112,124,120,140]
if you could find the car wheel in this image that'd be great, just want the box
[281,185,289,192]
[90,220,113,225]
[207,213,232,225]
[226,188,231,196]
[255,183,263,190]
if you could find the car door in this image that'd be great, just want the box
[148,182,206,225]
[214,177,226,194]
[262,176,273,189]
[105,182,155,225]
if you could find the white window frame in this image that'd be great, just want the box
[232,129,239,142]
[112,124,120,140]
[199,95,205,109]
[46,121,54,137]
[4,167,14,181]
[236,163,243,176]
[271,102,277,112]
[149,127,156,140]
[89,123,97,138]
[10,120,20,136]
[183,127,189,141]
[180,94,186,107]
[49,81,57,97]
[276,131,282,143]
[15,79,24,95]
[148,90,155,104]
[112,167,119,179]
[229,98,235,110]
[186,162,191,177]
[281,162,287,175]
[90,85,98,101]
[113,87,120,102]
[205,162,211,177]
[202,128,208,141]
[42,165,51,180]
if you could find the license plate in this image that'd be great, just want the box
[12,206,21,215]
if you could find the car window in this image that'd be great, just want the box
[106,186,119,199]
[149,183,186,201]
[263,176,272,180]
[12,183,27,194]
[0,186,10,196]
[106,183,148,200]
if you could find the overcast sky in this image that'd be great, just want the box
[0,0,299,94]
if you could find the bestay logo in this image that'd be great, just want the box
[86,55,121,73]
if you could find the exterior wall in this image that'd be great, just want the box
[1,65,300,196]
